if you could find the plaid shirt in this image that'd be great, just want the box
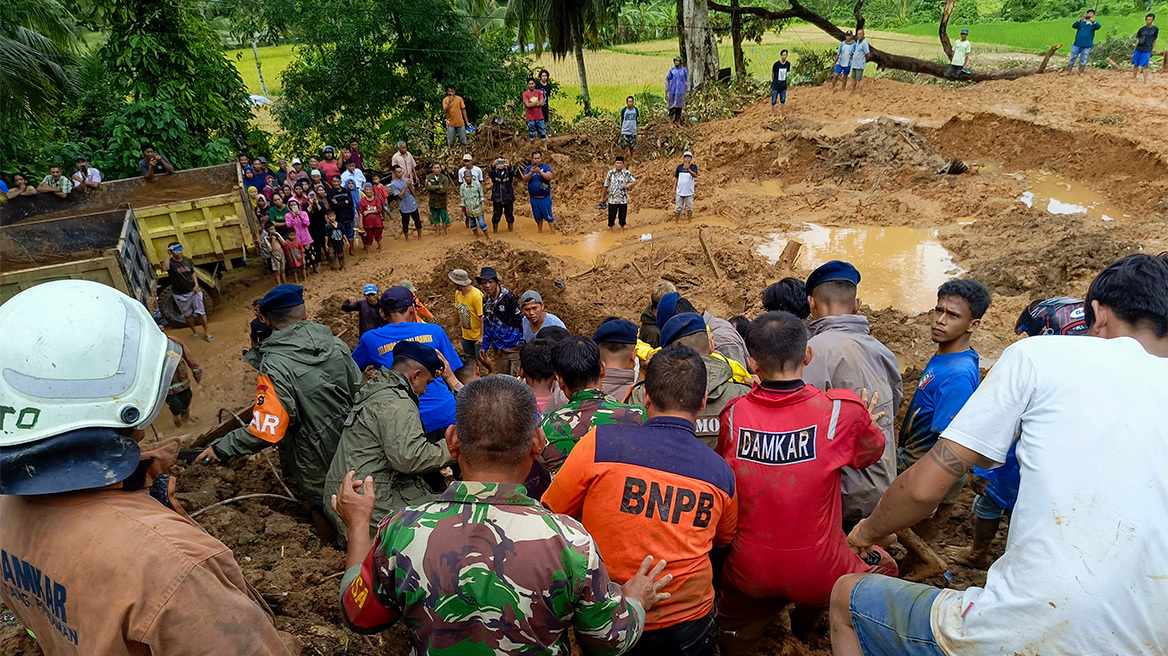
[482,287,524,351]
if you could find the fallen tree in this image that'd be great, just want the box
[709,0,1062,81]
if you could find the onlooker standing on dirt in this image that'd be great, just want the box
[165,334,203,428]
[898,280,992,482]
[283,233,306,284]
[488,157,517,232]
[348,139,364,170]
[674,151,697,222]
[1067,10,1101,73]
[536,68,553,123]
[459,169,489,240]
[324,210,347,270]
[523,150,556,233]
[478,267,525,375]
[443,85,470,149]
[163,242,213,341]
[1133,13,1159,82]
[342,284,384,336]
[460,152,483,184]
[594,318,640,401]
[265,224,286,284]
[639,280,677,348]
[318,146,342,183]
[523,77,548,142]
[322,342,454,540]
[358,182,385,249]
[72,154,102,190]
[391,165,423,241]
[0,282,298,656]
[848,28,872,93]
[944,29,973,84]
[327,175,356,254]
[449,269,484,360]
[665,56,691,123]
[716,312,896,655]
[340,159,366,195]
[37,164,72,197]
[520,290,565,342]
[545,344,738,655]
[391,141,419,185]
[351,287,464,438]
[140,141,176,180]
[832,31,856,91]
[424,162,451,236]
[620,95,639,159]
[332,375,668,654]
[600,156,638,230]
[771,50,792,115]
[199,284,364,539]
[801,261,901,525]
[834,254,1168,656]
[285,198,317,273]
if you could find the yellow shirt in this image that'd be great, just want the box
[635,339,752,384]
[455,287,484,341]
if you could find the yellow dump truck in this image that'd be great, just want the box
[0,163,257,322]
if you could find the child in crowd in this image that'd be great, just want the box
[325,210,347,270]
[518,340,557,414]
[265,223,286,284]
[284,199,315,274]
[284,232,305,283]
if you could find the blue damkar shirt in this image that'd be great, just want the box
[897,349,980,468]
[351,322,463,433]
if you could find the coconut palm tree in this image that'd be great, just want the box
[506,0,615,115]
[0,0,78,130]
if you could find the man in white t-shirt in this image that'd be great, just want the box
[830,253,1168,656]
[673,151,697,222]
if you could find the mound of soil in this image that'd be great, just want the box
[829,118,947,170]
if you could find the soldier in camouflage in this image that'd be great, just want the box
[331,375,672,655]
[537,336,644,481]
[321,342,455,541]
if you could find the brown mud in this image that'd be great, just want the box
[4,71,1167,656]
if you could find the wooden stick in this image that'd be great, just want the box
[631,260,646,278]
[262,450,296,500]
[698,229,724,280]
[190,493,297,518]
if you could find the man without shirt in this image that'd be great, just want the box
[833,254,1168,656]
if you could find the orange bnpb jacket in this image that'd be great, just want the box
[542,416,738,630]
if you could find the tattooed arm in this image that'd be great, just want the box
[848,439,996,555]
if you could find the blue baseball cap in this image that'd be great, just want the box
[380,286,415,312]
[393,341,445,377]
[363,284,378,295]
[593,318,639,345]
[259,284,305,312]
[660,312,707,347]
[806,260,861,292]
[656,292,682,330]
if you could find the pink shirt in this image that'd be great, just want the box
[284,210,313,245]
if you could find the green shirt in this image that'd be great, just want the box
[538,389,644,474]
[41,174,73,194]
[459,179,484,216]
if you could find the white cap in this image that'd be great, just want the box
[291,157,302,165]
[683,151,694,157]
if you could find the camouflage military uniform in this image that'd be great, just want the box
[538,389,644,475]
[339,481,646,655]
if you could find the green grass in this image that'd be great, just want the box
[896,9,1165,51]
[225,43,297,97]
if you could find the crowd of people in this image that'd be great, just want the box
[4,245,1167,656]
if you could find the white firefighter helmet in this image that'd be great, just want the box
[0,280,181,494]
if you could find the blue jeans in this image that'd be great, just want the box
[526,119,546,140]
[1068,45,1091,69]
[468,214,487,230]
[849,575,946,656]
[771,85,788,105]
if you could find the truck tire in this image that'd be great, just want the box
[159,288,215,329]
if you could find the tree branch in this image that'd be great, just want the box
[939,0,956,60]
[853,0,866,31]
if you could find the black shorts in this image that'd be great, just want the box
[607,203,628,227]
[166,388,192,415]
[625,609,717,656]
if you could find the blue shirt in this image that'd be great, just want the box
[0,180,8,194]
[837,41,855,66]
[1072,20,1102,48]
[849,39,871,70]
[525,164,552,199]
[522,311,565,343]
[351,322,463,433]
[897,349,980,468]
[974,443,1020,511]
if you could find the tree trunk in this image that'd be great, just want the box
[708,0,1063,82]
[574,40,592,115]
[731,0,746,79]
[684,0,721,87]
[251,38,269,96]
[853,0,866,30]
[939,0,956,60]
[676,0,688,61]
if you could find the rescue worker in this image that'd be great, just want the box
[0,280,295,655]
[332,375,672,654]
[801,261,901,525]
[536,335,644,477]
[198,284,362,535]
[628,313,750,449]
[321,342,454,541]
[654,292,750,372]
[638,281,676,348]
[544,344,738,655]
[716,312,895,655]
[594,318,641,401]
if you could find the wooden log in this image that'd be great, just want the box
[698,229,724,280]
[898,528,949,582]
[190,405,252,448]
[775,240,802,270]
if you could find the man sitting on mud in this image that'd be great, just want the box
[802,261,901,527]
[834,254,1168,656]
[332,375,671,654]
[717,312,895,655]
[322,342,454,542]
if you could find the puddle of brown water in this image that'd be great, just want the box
[758,223,962,312]
[979,162,1128,222]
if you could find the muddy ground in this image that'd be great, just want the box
[3,69,1167,655]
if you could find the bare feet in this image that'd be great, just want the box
[945,545,991,569]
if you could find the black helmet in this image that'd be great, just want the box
[1015,297,1088,336]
